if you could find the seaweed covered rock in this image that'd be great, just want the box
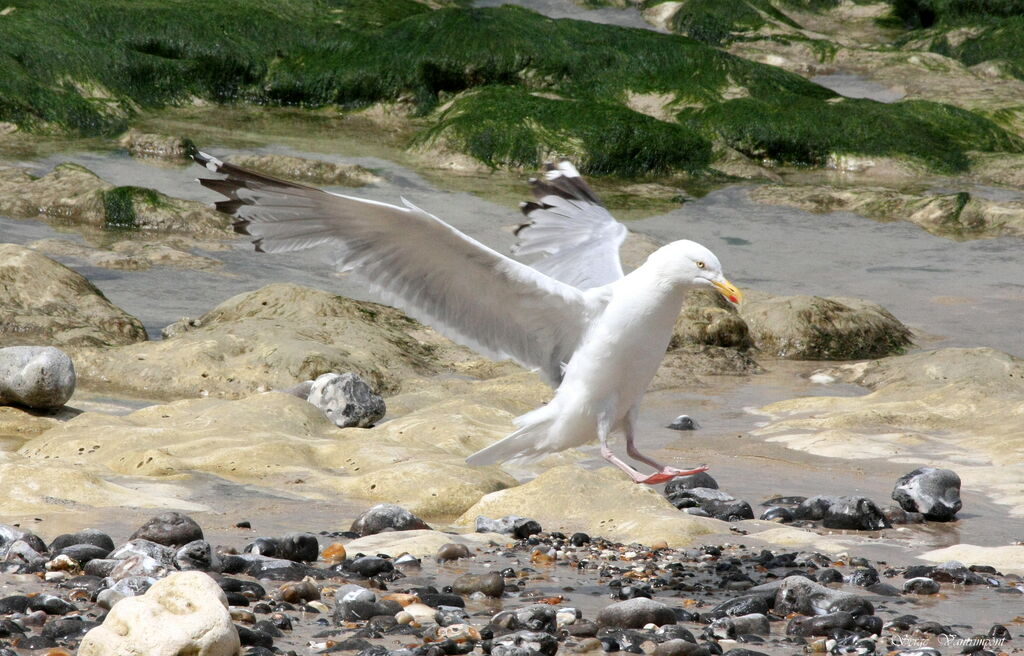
[739,291,912,359]
[0,244,147,348]
[671,288,753,350]
[0,163,230,234]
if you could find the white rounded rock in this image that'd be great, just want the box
[79,570,240,656]
[0,346,75,409]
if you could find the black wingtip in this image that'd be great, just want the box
[253,239,265,253]
[232,219,252,235]
[513,221,533,236]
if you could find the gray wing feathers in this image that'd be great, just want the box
[514,160,627,289]
[194,151,591,386]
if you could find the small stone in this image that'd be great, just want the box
[821,496,890,531]
[664,473,719,493]
[596,598,676,629]
[654,638,702,656]
[334,598,402,623]
[709,613,769,638]
[771,576,873,617]
[667,415,699,430]
[49,528,115,553]
[437,543,472,562]
[0,346,76,409]
[57,543,111,564]
[513,518,543,539]
[759,507,793,523]
[175,540,219,572]
[321,543,347,563]
[306,372,385,428]
[892,468,962,521]
[276,533,319,562]
[350,504,430,536]
[277,579,319,604]
[29,594,76,615]
[492,630,559,656]
[452,572,504,598]
[793,496,834,521]
[785,611,855,637]
[903,577,941,595]
[348,556,394,578]
[474,514,523,534]
[707,594,769,620]
[129,512,204,547]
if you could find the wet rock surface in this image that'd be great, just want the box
[306,372,386,428]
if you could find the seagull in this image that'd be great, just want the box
[194,152,741,484]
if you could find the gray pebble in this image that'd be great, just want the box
[452,572,504,598]
[307,372,385,428]
[0,346,75,409]
[596,597,676,628]
[350,503,429,536]
[892,467,962,521]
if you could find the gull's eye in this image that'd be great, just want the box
[696,261,706,269]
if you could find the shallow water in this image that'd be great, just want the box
[2,145,1023,582]
[472,0,658,32]
[810,72,906,103]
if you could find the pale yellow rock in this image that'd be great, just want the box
[919,544,1024,574]
[71,283,452,400]
[0,406,62,441]
[0,461,206,515]
[744,527,858,555]
[342,529,507,558]
[21,391,519,518]
[79,571,241,656]
[456,465,724,547]
[754,348,1024,516]
[0,244,147,349]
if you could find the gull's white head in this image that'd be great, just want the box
[646,240,742,304]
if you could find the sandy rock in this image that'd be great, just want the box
[343,529,504,559]
[79,571,240,656]
[919,544,1024,574]
[307,372,385,428]
[750,185,1024,239]
[0,346,75,409]
[456,465,724,547]
[753,348,1024,516]
[225,153,382,187]
[119,130,194,160]
[0,163,229,235]
[20,390,518,518]
[28,237,222,271]
[0,406,62,440]
[739,290,912,359]
[0,244,147,349]
[71,283,448,400]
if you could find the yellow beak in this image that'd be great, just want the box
[712,278,742,304]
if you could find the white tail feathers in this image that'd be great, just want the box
[465,410,556,466]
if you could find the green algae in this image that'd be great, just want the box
[103,186,164,231]
[2,0,1021,177]
[663,0,801,46]
[682,96,1024,172]
[419,87,713,176]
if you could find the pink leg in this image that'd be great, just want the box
[623,406,708,484]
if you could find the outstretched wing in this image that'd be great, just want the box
[513,160,627,289]
[194,151,596,387]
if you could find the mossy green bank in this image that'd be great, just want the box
[1,0,1020,175]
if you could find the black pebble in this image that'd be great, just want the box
[236,625,274,648]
